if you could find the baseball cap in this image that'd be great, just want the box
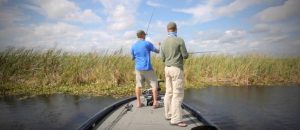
[137,30,146,37]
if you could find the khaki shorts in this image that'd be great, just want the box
[135,70,158,88]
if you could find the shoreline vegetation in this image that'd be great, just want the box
[1,48,299,97]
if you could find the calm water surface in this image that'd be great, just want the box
[0,95,117,130]
[184,86,300,130]
[0,86,300,130]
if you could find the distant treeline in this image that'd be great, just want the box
[1,48,299,97]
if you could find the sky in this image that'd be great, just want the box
[0,0,299,56]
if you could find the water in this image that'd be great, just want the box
[0,86,299,130]
[0,94,117,130]
[184,86,300,130]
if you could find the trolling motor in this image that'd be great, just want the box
[142,79,164,106]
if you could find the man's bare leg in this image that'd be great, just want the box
[135,87,142,107]
[152,87,158,107]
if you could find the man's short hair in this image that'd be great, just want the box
[137,30,146,38]
[167,22,177,30]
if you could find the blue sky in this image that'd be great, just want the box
[0,0,299,56]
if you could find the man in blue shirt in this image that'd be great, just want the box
[131,30,160,108]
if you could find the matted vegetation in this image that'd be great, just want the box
[1,48,299,97]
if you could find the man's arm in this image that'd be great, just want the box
[180,40,189,59]
[148,42,160,53]
[160,44,165,62]
[131,47,135,60]
[154,42,161,53]
[154,48,159,53]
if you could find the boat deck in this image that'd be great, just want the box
[96,100,204,130]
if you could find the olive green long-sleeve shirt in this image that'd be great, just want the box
[161,36,189,70]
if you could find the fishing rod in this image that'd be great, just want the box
[145,8,215,54]
[146,8,155,34]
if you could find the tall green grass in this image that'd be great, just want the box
[0,48,299,97]
[183,55,300,87]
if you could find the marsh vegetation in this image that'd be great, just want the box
[1,48,299,97]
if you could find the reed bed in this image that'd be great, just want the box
[0,48,299,97]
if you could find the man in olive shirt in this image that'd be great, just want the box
[161,22,188,127]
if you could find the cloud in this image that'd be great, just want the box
[123,30,136,39]
[65,9,102,23]
[174,0,263,24]
[189,27,300,56]
[250,23,296,36]
[28,0,101,23]
[98,0,140,31]
[0,22,80,50]
[247,34,300,56]
[216,0,261,16]
[250,0,300,37]
[0,7,28,27]
[1,22,81,51]
[251,0,300,44]
[1,0,299,56]
[0,21,137,52]
[0,0,7,5]
[210,30,246,45]
[206,0,221,5]
[220,30,246,43]
[146,0,164,7]
[173,4,215,24]
[250,24,271,34]
[174,0,300,56]
[187,29,248,54]
[29,0,77,19]
[254,0,300,22]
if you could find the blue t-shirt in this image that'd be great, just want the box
[131,40,158,71]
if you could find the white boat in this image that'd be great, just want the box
[78,82,219,130]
